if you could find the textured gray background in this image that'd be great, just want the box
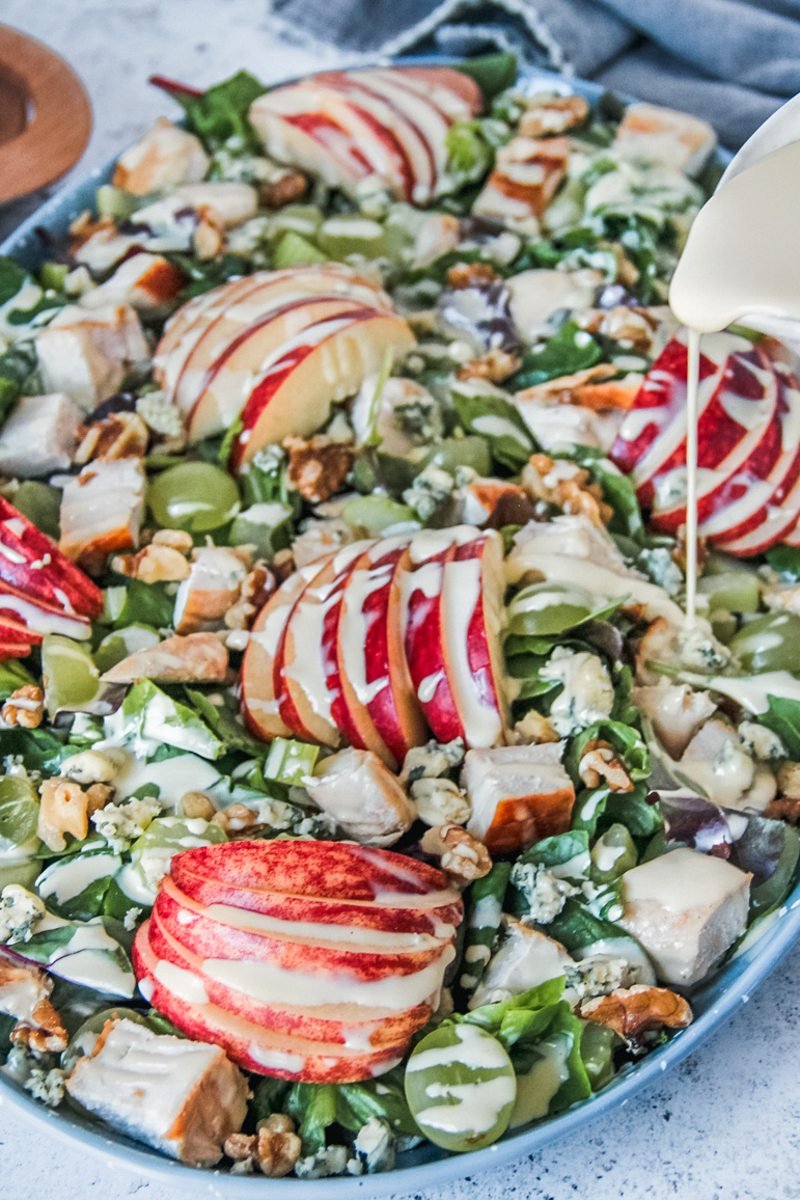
[2,3,799,1197]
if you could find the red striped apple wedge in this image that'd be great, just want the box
[0,617,37,658]
[337,538,427,768]
[133,840,462,1081]
[228,307,415,469]
[403,527,509,747]
[240,561,324,741]
[248,65,481,205]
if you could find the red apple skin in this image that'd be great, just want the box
[0,497,103,618]
[133,930,407,1082]
[442,533,508,748]
[240,564,323,742]
[0,618,35,659]
[228,308,415,470]
[403,538,464,744]
[388,65,483,113]
[145,904,435,1047]
[153,886,450,978]
[163,871,463,939]
[171,839,457,904]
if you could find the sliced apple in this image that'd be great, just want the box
[373,65,483,117]
[229,308,415,469]
[241,561,325,741]
[337,538,428,768]
[0,497,103,618]
[0,617,36,659]
[276,540,373,746]
[0,582,93,641]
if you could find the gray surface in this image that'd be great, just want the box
[1,4,799,1198]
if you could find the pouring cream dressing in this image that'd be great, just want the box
[669,139,800,622]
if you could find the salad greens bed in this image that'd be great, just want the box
[1,52,800,1179]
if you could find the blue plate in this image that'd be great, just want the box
[0,59,785,1199]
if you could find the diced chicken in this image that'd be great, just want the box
[35,304,149,410]
[633,679,717,760]
[170,182,259,228]
[514,392,623,455]
[463,743,575,855]
[112,118,210,195]
[73,226,142,275]
[81,252,185,315]
[507,515,685,626]
[59,457,146,571]
[614,103,717,177]
[515,363,642,412]
[66,1018,248,1166]
[619,847,750,987]
[518,92,589,138]
[0,951,67,1053]
[506,269,601,342]
[174,546,250,634]
[410,213,461,269]
[0,393,82,477]
[469,916,574,1009]
[100,632,229,684]
[472,136,570,235]
[305,748,415,848]
[677,718,776,813]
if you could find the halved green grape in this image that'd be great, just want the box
[148,462,240,532]
[697,570,761,614]
[229,502,293,558]
[0,776,40,853]
[404,1023,516,1152]
[96,184,140,221]
[343,495,418,535]
[729,611,800,673]
[317,214,386,259]
[263,738,320,786]
[422,436,492,477]
[272,230,328,269]
[94,624,161,673]
[507,582,617,638]
[266,204,324,242]
[590,823,637,883]
[41,634,101,717]
[12,482,61,539]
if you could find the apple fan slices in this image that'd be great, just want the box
[133,839,463,1083]
[153,264,415,463]
[241,526,511,765]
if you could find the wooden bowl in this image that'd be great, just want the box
[0,24,92,205]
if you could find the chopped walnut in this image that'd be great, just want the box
[578,739,633,792]
[0,956,67,1054]
[522,453,612,527]
[212,803,261,834]
[260,169,308,209]
[445,262,500,290]
[580,984,692,1042]
[575,305,664,353]
[284,435,355,504]
[112,540,191,583]
[420,823,492,885]
[456,347,521,383]
[672,526,708,577]
[1,685,44,729]
[152,528,194,554]
[224,561,277,630]
[179,791,216,820]
[193,213,224,260]
[225,1114,302,1178]
[37,777,112,852]
[519,93,589,138]
[74,411,149,465]
[764,796,800,824]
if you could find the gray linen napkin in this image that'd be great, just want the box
[266,0,800,147]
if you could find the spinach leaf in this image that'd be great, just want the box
[183,687,266,757]
[0,257,27,306]
[510,321,602,390]
[451,384,536,470]
[564,445,646,542]
[166,70,267,151]
[766,545,800,582]
[455,52,518,101]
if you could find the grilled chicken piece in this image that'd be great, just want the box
[35,303,149,410]
[305,748,416,847]
[101,632,229,684]
[59,457,146,571]
[0,393,82,478]
[614,102,716,176]
[66,1017,248,1166]
[472,136,570,234]
[112,118,210,195]
[174,546,251,634]
[463,743,574,854]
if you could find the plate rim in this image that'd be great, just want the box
[0,54,784,1198]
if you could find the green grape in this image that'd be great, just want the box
[0,776,40,852]
[271,231,328,269]
[697,570,761,614]
[41,634,101,717]
[342,495,418,535]
[148,462,240,532]
[0,861,39,890]
[229,502,293,558]
[590,823,637,883]
[317,214,386,259]
[266,204,323,242]
[404,1023,516,1152]
[729,611,800,673]
[423,436,492,477]
[507,582,598,637]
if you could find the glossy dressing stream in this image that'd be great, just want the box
[669,141,800,621]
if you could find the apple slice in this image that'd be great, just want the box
[0,497,103,618]
[372,65,483,117]
[145,906,433,1048]
[241,560,325,741]
[276,540,373,747]
[337,538,428,768]
[0,617,36,659]
[228,307,415,469]
[248,99,378,197]
[353,70,454,189]
[0,581,93,641]
[439,532,509,749]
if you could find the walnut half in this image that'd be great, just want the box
[420,823,492,885]
[580,984,692,1043]
[224,1114,302,1177]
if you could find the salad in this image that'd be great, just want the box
[1,53,800,1180]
